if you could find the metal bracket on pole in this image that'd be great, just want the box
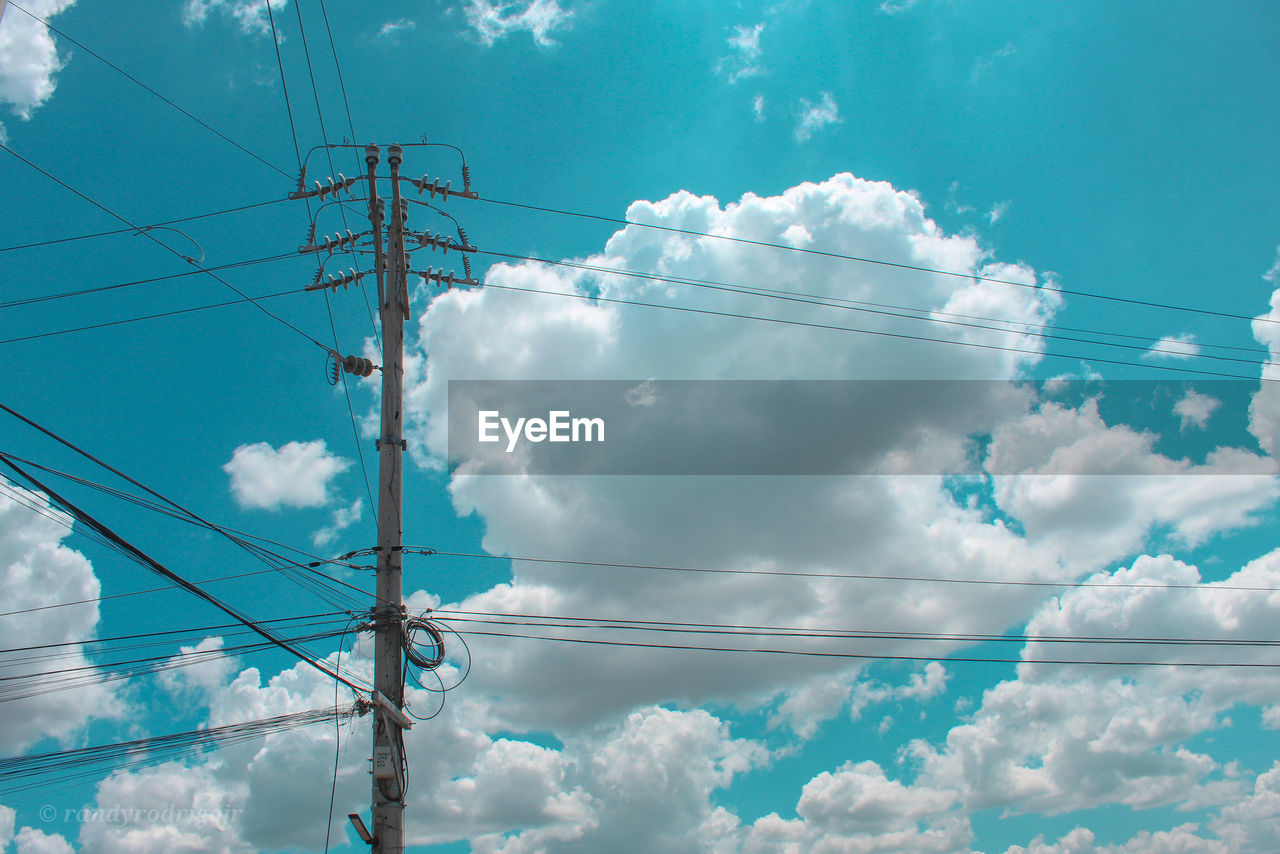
[373,690,414,730]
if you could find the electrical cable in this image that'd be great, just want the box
[420,549,1280,594]
[0,456,368,694]
[0,706,357,800]
[475,248,1274,368]
[0,251,298,311]
[0,196,293,254]
[475,195,1280,327]
[0,288,302,345]
[454,629,1280,669]
[430,610,1280,648]
[0,142,328,351]
[4,2,292,179]
[473,279,1274,382]
[0,452,383,614]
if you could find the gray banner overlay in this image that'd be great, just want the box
[446,380,1269,475]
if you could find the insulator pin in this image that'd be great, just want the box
[343,355,375,377]
[289,174,359,201]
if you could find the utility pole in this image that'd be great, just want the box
[370,142,408,853]
[297,141,480,851]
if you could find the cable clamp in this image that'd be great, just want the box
[375,438,408,450]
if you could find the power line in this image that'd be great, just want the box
[454,629,1280,669]
[0,706,356,801]
[432,609,1280,648]
[0,455,369,694]
[476,195,1279,327]
[424,550,1280,594]
[0,142,328,350]
[0,251,298,311]
[473,279,1274,382]
[0,196,292,254]
[475,248,1274,369]
[0,288,301,346]
[5,1,291,180]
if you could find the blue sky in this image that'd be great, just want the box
[3,0,1280,851]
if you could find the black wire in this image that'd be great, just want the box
[457,629,1280,669]
[5,2,291,180]
[0,196,293,254]
[324,616,359,854]
[0,706,355,799]
[473,279,1275,383]
[0,289,302,346]
[476,195,1280,327]
[265,0,305,180]
[432,611,1280,648]
[0,252,298,311]
[0,142,328,350]
[476,248,1274,368]
[0,611,348,657]
[422,549,1280,594]
[0,450,388,612]
[0,457,369,694]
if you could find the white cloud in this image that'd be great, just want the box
[716,23,765,84]
[0,479,122,753]
[987,398,1277,568]
[222,440,351,511]
[181,0,288,37]
[159,637,236,700]
[739,760,969,853]
[794,91,840,142]
[378,17,416,37]
[850,661,949,720]
[1263,245,1280,285]
[1248,272,1280,454]
[1175,389,1222,431]
[311,497,363,548]
[987,200,1011,224]
[879,0,920,14]
[0,0,76,130]
[752,93,765,122]
[909,551,1280,822]
[14,828,75,854]
[401,174,1075,737]
[1146,333,1201,360]
[461,0,574,48]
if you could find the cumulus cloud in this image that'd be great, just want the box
[1146,332,1201,360]
[1175,388,1222,430]
[1264,245,1280,285]
[716,23,765,83]
[461,0,574,47]
[311,497,363,548]
[909,551,1280,822]
[0,479,121,753]
[181,0,287,36]
[879,0,920,14]
[987,397,1277,568]
[0,0,76,135]
[378,18,416,38]
[794,91,839,141]
[222,439,350,510]
[57,174,1280,851]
